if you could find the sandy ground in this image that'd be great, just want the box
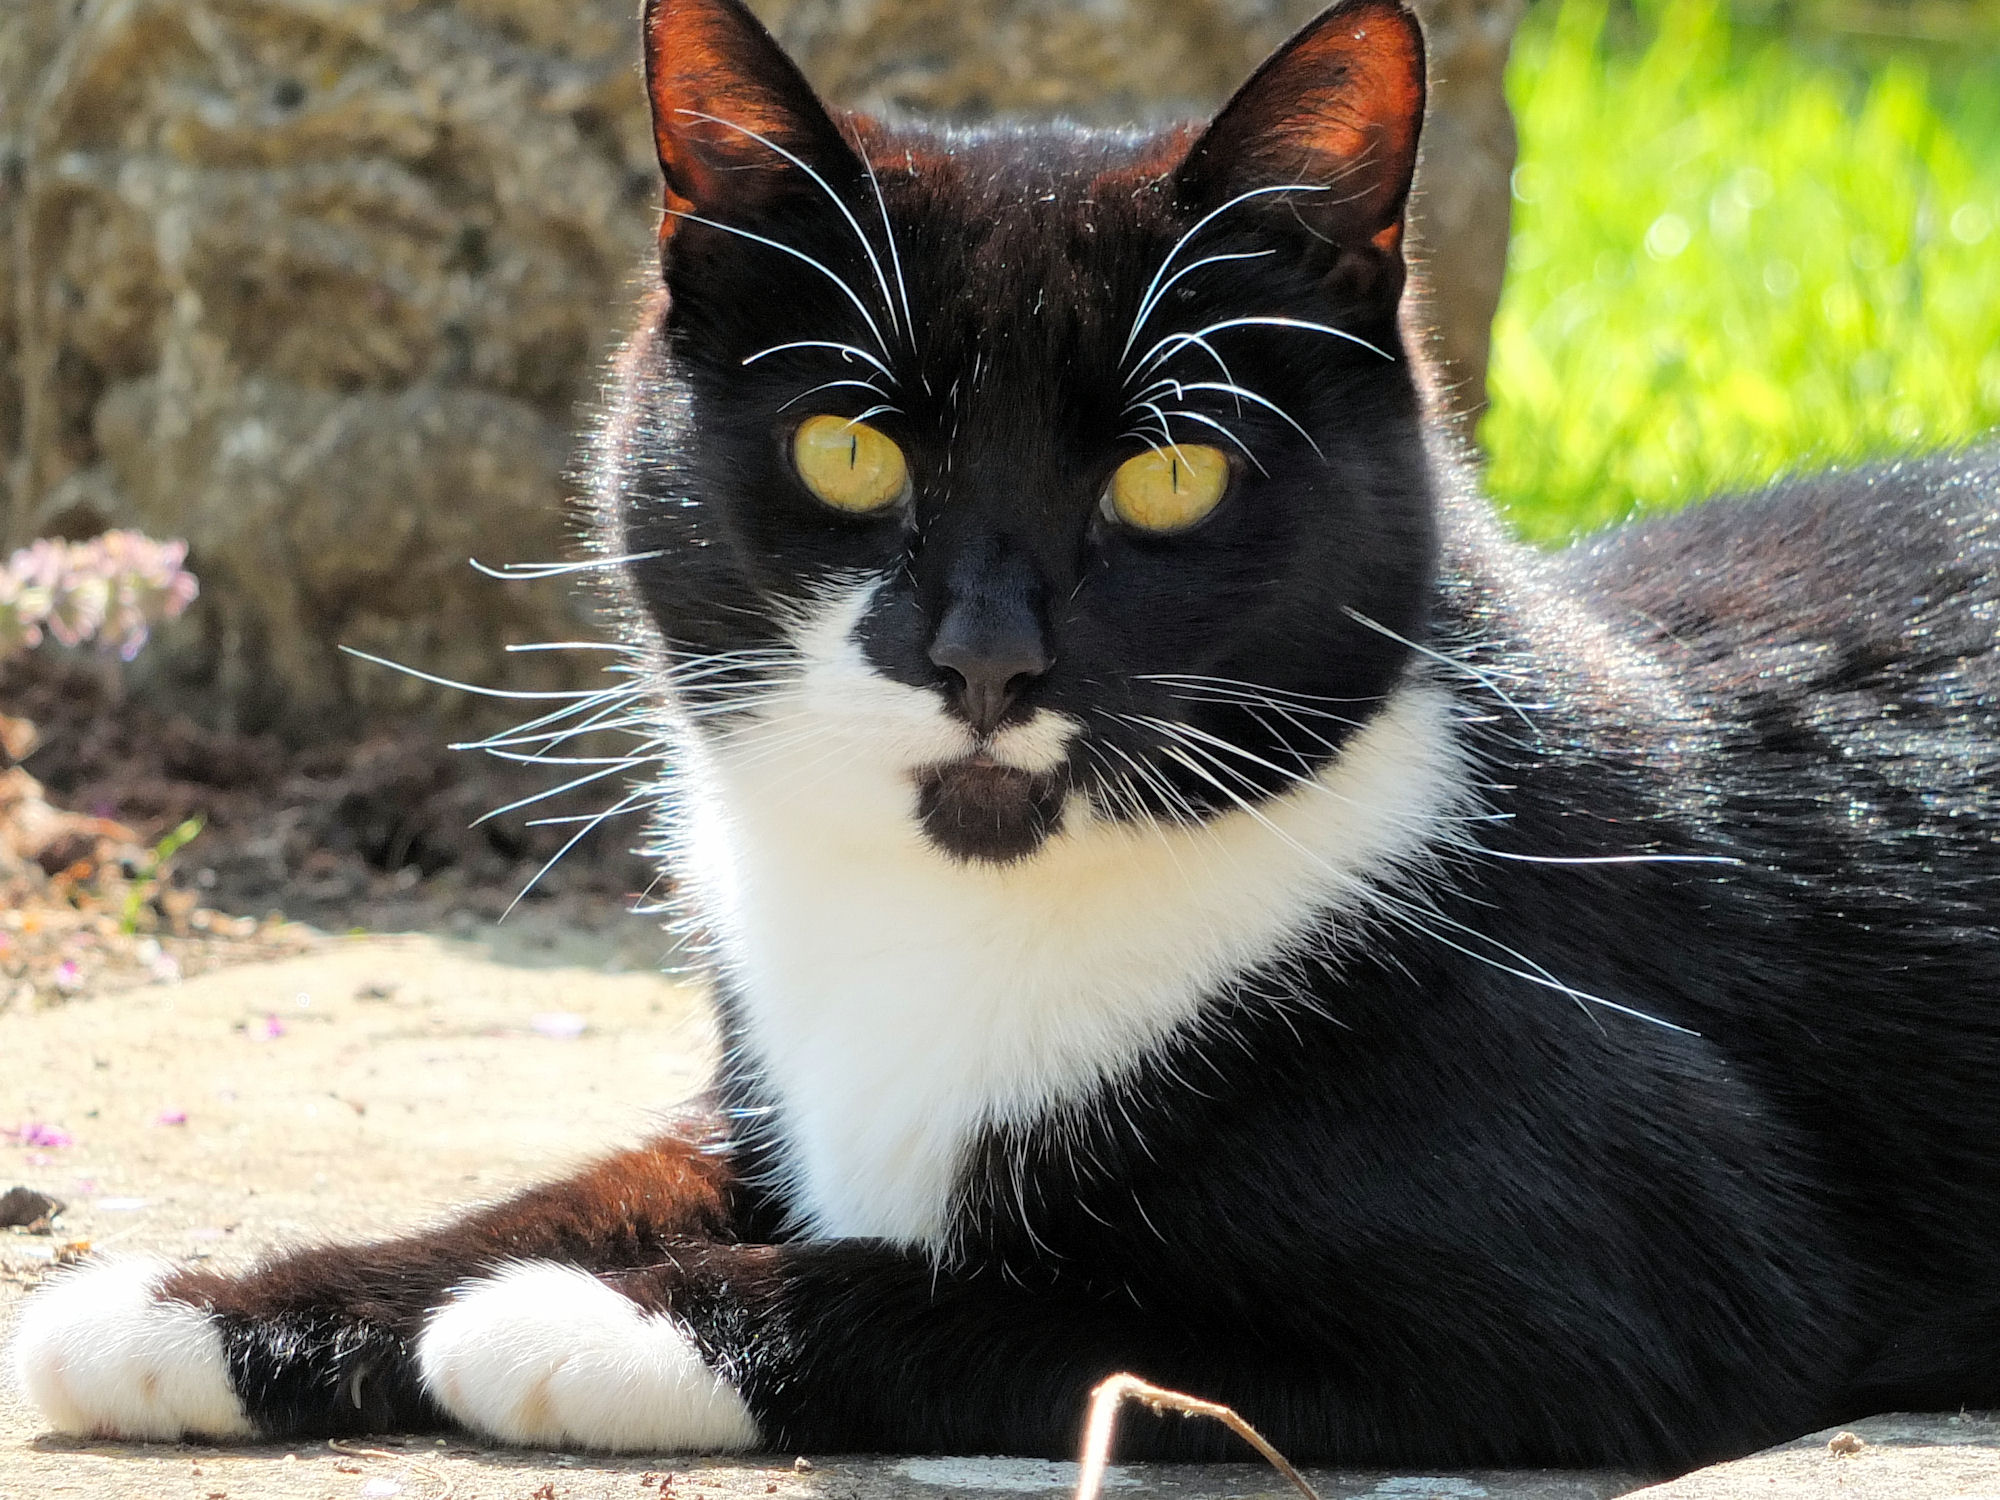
[1,927,732,1498]
[2,928,1996,1500]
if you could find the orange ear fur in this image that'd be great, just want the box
[1179,0,1426,259]
[642,0,852,249]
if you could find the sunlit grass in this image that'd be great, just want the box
[1480,0,2000,542]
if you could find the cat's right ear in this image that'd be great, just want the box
[1174,0,1426,307]
[643,0,857,250]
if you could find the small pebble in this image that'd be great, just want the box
[0,1185,64,1229]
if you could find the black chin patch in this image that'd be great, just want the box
[915,762,1067,864]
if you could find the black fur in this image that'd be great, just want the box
[32,0,2000,1474]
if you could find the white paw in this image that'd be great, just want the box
[416,1261,759,1452]
[9,1258,254,1441]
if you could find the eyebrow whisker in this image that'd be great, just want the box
[666,207,893,364]
[1122,183,1329,363]
[677,108,906,351]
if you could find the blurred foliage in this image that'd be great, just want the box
[1480,0,2000,541]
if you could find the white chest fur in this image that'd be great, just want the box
[669,582,1466,1251]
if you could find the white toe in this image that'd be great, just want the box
[416,1260,759,1452]
[10,1258,254,1441]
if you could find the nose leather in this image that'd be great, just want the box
[928,600,1050,736]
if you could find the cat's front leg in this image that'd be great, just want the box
[417,1239,1361,1459]
[9,1118,751,1444]
[413,1240,1131,1456]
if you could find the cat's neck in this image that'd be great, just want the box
[669,642,1471,1246]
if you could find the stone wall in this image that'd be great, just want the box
[1,0,1521,737]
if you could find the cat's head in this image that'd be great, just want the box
[601,0,1436,865]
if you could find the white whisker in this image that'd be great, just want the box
[503,640,642,655]
[1157,381,1325,461]
[502,790,651,920]
[666,208,892,362]
[1133,315,1395,381]
[1127,330,1244,395]
[1131,403,1199,469]
[1122,183,1328,362]
[471,760,640,827]
[841,404,902,428]
[1137,673,1379,707]
[1140,408,1267,474]
[1343,611,1542,732]
[1130,715,1697,1035]
[523,806,650,828]
[743,341,896,381]
[677,109,905,348]
[1479,850,1742,867]
[1124,250,1277,362]
[778,377,896,413]
[469,552,664,581]
[449,690,646,753]
[855,140,918,359]
[340,647,618,701]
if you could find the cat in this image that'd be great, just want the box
[13,0,2000,1472]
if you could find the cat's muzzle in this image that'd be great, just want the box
[913,757,1067,864]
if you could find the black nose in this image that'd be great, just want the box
[928,605,1050,736]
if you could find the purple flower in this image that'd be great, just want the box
[0,569,49,655]
[5,1122,75,1148]
[8,540,65,593]
[3,531,197,662]
[44,573,109,648]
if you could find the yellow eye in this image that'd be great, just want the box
[1104,444,1232,532]
[792,415,910,514]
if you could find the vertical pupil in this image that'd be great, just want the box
[848,435,859,469]
[1171,456,1182,493]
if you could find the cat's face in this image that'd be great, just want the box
[604,0,1435,864]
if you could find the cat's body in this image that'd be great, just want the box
[13,0,2000,1472]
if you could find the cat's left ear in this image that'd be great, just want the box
[643,0,860,247]
[1174,0,1425,305]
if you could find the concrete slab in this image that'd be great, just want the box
[1628,1412,2000,1499]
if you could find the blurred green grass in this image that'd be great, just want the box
[1479,0,2000,541]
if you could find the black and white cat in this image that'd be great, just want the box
[14,0,2000,1470]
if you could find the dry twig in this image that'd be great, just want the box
[1072,1373,1323,1500]
[327,1436,458,1499]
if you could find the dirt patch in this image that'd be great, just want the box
[0,650,661,1010]
[0,935,730,1498]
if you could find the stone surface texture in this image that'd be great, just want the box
[2,0,1522,737]
[2,934,1995,1499]
[1628,1413,2000,1499]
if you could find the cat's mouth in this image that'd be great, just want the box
[913,756,1066,865]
